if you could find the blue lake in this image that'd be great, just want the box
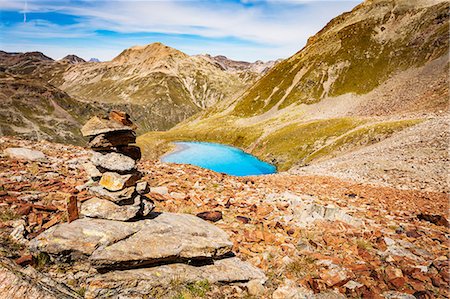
[161,141,277,176]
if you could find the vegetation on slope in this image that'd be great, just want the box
[232,1,449,117]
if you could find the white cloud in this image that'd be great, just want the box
[1,0,361,61]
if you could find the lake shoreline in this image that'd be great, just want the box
[159,141,276,176]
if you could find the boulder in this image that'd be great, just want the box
[86,257,266,298]
[4,148,47,162]
[31,213,233,269]
[80,197,141,221]
[99,172,140,191]
[88,185,135,203]
[80,116,133,137]
[88,131,136,149]
[91,152,136,173]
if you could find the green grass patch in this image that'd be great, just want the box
[252,118,365,170]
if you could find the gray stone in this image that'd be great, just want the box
[88,185,135,203]
[141,197,155,217]
[91,152,136,173]
[382,291,416,299]
[247,279,265,296]
[90,213,233,268]
[81,161,102,180]
[4,148,47,162]
[80,116,132,137]
[30,213,234,269]
[151,186,168,195]
[86,257,266,298]
[29,218,140,257]
[136,181,150,194]
[80,197,141,221]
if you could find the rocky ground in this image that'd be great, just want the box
[0,136,448,298]
[292,116,449,193]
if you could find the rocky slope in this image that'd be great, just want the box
[138,0,449,192]
[0,136,448,298]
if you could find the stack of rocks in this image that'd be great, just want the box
[29,112,266,297]
[79,111,153,221]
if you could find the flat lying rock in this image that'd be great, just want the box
[99,172,140,191]
[86,257,266,298]
[81,116,133,137]
[88,185,135,203]
[30,213,233,269]
[91,152,136,173]
[4,147,47,162]
[88,131,136,149]
[91,213,233,269]
[29,219,140,257]
[80,197,141,221]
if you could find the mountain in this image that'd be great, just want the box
[88,57,100,62]
[0,44,275,142]
[51,42,268,132]
[138,0,449,192]
[59,54,86,64]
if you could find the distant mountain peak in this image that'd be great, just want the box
[60,54,86,64]
[88,58,100,63]
[112,42,188,65]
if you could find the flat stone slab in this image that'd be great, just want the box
[91,152,136,173]
[81,116,133,137]
[86,257,266,298]
[4,147,47,162]
[29,218,140,258]
[30,213,233,268]
[80,197,141,221]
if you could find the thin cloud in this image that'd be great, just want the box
[1,0,360,61]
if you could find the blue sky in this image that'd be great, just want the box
[0,0,360,62]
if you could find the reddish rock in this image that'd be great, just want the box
[197,211,223,222]
[385,266,406,288]
[417,214,449,227]
[236,216,250,224]
[67,195,79,222]
[15,254,33,266]
[17,205,31,215]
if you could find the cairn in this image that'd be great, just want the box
[79,111,153,221]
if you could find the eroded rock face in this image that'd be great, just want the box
[0,258,82,299]
[86,257,266,298]
[30,213,233,268]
